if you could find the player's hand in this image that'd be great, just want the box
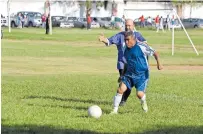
[157,64,163,70]
[99,33,105,42]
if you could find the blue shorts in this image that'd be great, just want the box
[121,75,148,92]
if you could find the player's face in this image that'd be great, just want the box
[125,36,134,48]
[125,22,134,31]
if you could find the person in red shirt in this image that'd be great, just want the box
[155,15,160,32]
[139,15,145,28]
[87,14,92,30]
[41,14,46,28]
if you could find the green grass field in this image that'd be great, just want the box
[1,28,203,134]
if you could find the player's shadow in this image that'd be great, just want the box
[25,95,111,105]
[2,124,203,134]
[27,103,111,115]
[1,124,106,134]
[138,126,203,134]
[27,103,88,111]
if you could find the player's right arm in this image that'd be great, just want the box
[99,33,109,45]
[99,33,121,46]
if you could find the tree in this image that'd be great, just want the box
[52,1,76,14]
[188,0,203,18]
[170,0,203,18]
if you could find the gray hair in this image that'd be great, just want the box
[124,30,135,38]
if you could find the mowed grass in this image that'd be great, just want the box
[1,28,203,134]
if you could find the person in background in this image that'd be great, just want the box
[171,15,175,29]
[41,14,46,28]
[121,15,126,31]
[155,15,160,32]
[166,14,171,31]
[21,14,25,28]
[147,16,152,27]
[45,13,50,34]
[139,15,145,28]
[87,14,92,30]
[18,13,22,28]
[159,16,165,32]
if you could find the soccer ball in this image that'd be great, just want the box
[88,105,102,119]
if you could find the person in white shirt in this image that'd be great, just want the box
[147,16,152,27]
[158,16,165,33]
[166,15,171,31]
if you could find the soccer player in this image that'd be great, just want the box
[111,31,163,114]
[99,19,147,106]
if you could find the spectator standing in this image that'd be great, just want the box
[45,14,50,34]
[41,14,46,28]
[18,13,22,28]
[166,15,171,31]
[87,14,92,30]
[147,16,152,27]
[139,15,145,28]
[21,14,25,28]
[171,15,175,29]
[155,15,160,32]
[121,15,126,31]
[159,16,165,32]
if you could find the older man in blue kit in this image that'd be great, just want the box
[99,19,148,106]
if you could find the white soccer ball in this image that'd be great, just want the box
[88,105,102,119]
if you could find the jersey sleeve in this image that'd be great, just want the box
[139,43,155,56]
[134,32,147,42]
[107,33,122,46]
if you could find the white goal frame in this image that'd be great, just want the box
[124,8,199,56]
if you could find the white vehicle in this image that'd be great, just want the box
[74,17,100,28]
[60,21,74,28]
[59,17,74,28]
[91,21,100,28]
[1,17,8,27]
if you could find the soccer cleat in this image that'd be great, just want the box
[119,101,126,106]
[141,100,148,113]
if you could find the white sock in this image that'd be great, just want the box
[140,94,146,103]
[113,93,122,112]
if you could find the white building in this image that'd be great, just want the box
[0,1,203,19]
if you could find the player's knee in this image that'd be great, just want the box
[117,88,123,94]
[137,91,144,99]
[117,83,127,94]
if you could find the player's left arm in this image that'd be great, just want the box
[153,51,163,70]
[140,43,163,70]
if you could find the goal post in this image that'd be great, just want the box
[123,8,199,56]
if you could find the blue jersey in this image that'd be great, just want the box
[123,41,155,79]
[107,31,146,70]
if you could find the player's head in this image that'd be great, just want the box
[125,19,134,31]
[124,30,136,48]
